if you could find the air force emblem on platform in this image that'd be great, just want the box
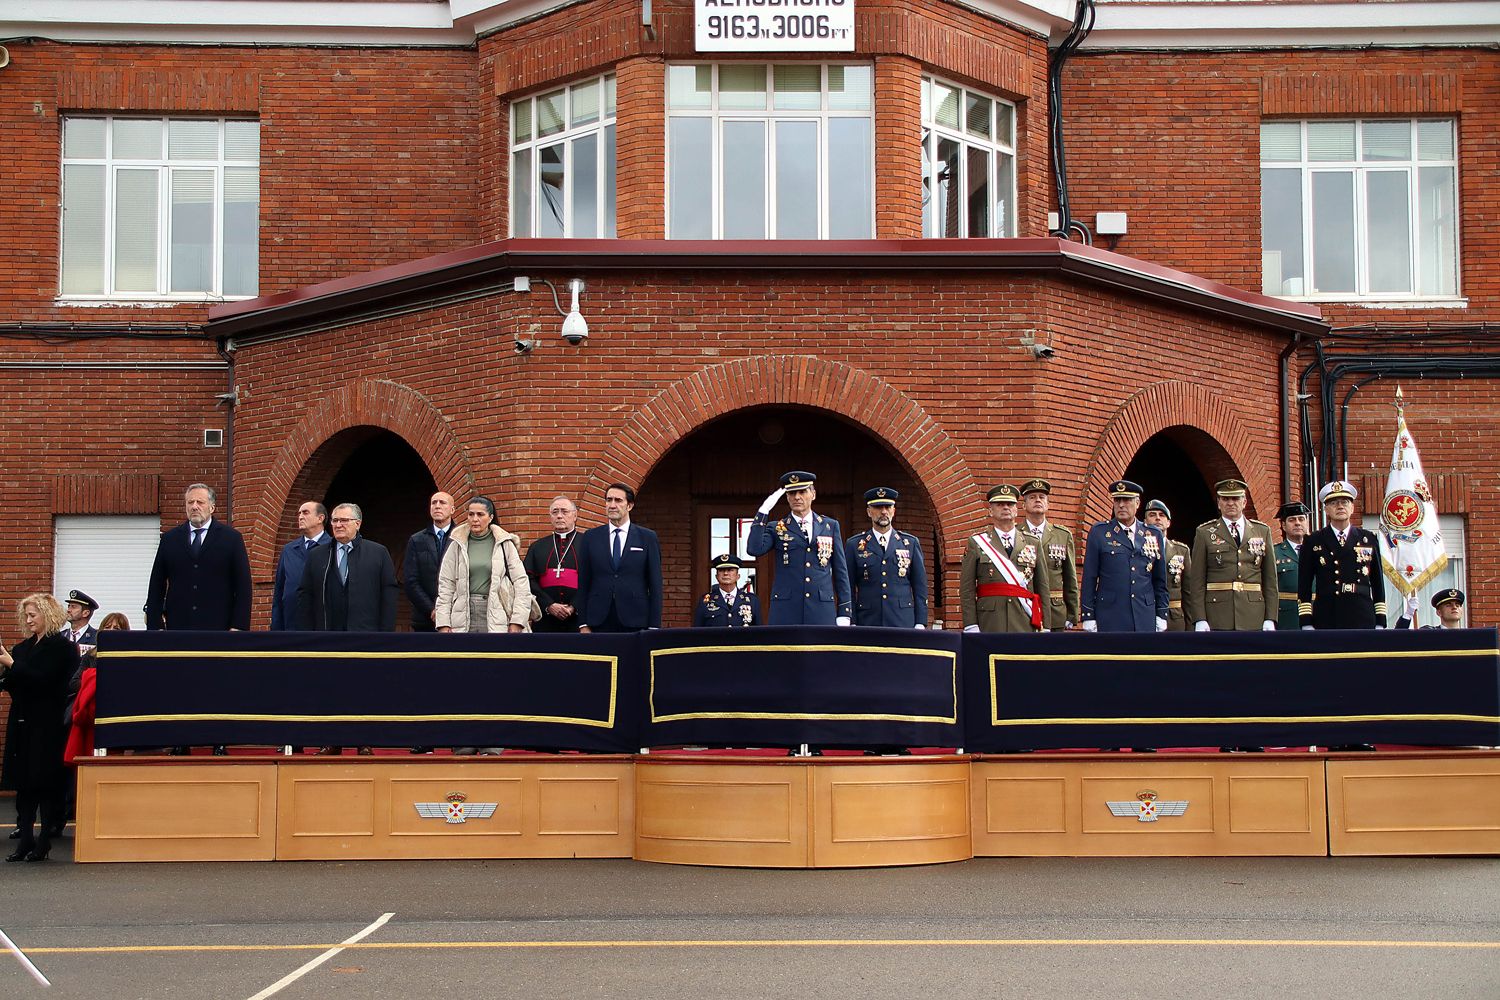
[415,791,498,825]
[1106,790,1189,823]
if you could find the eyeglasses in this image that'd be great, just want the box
[330,517,359,524]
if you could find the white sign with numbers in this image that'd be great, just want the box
[695,0,855,53]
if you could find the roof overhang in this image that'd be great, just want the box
[1081,1,1500,50]
[206,238,1327,341]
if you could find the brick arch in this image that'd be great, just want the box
[248,379,473,578]
[1082,381,1278,527]
[589,356,981,564]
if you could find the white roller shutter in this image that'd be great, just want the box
[53,515,162,626]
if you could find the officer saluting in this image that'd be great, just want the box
[845,487,928,628]
[746,471,852,626]
[1273,501,1311,630]
[1298,480,1388,629]
[692,554,761,628]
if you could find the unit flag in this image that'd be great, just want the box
[1377,388,1448,596]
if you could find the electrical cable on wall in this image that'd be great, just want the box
[1048,0,1096,245]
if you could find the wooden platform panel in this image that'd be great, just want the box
[972,755,1329,857]
[635,757,970,868]
[75,762,278,862]
[1327,753,1500,856]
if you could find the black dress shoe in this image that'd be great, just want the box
[1331,743,1376,752]
[168,746,190,756]
[7,829,19,839]
[24,847,50,862]
[6,847,31,862]
[212,746,228,756]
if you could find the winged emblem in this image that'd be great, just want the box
[1106,789,1189,823]
[414,791,499,824]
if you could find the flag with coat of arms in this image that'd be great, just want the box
[1377,388,1448,596]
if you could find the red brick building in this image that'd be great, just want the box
[0,0,1494,683]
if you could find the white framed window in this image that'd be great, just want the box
[921,76,1017,238]
[53,515,163,627]
[60,117,260,300]
[666,63,873,240]
[511,75,617,238]
[1402,514,1468,626]
[1260,119,1459,301]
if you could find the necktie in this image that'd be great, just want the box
[190,528,203,555]
[436,528,446,548]
[1230,522,1241,547]
[305,537,314,552]
[1002,533,1013,552]
[338,543,350,583]
[881,534,889,553]
[802,519,811,542]
[1337,531,1346,546]
[611,528,622,567]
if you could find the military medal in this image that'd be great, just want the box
[896,548,910,577]
[1142,534,1161,559]
[739,602,754,625]
[1168,553,1185,584]
[816,534,833,567]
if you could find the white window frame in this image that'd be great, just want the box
[920,75,1018,238]
[58,115,259,302]
[665,63,875,240]
[1260,118,1461,303]
[509,74,617,239]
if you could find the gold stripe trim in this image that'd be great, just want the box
[1278,592,1298,601]
[98,650,616,663]
[1206,581,1262,592]
[1168,600,1182,609]
[991,713,1500,727]
[97,711,615,729]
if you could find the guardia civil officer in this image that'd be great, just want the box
[1079,480,1169,633]
[746,471,851,626]
[1020,479,1079,630]
[1396,588,1466,630]
[1143,500,1192,631]
[1186,479,1278,632]
[1298,480,1388,630]
[845,487,928,629]
[1273,501,1311,630]
[692,554,761,628]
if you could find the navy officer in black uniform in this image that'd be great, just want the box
[1298,480,1388,630]
[845,487,928,629]
[692,554,761,628]
[746,471,851,626]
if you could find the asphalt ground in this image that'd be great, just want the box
[1,835,1497,1000]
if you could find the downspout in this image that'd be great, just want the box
[215,339,238,521]
[1278,333,1303,502]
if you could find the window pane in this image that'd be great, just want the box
[571,132,598,238]
[1418,166,1457,296]
[511,148,532,237]
[1362,120,1411,161]
[223,121,260,163]
[995,102,1014,147]
[964,93,992,139]
[1307,121,1355,161]
[966,145,991,237]
[933,83,959,129]
[1365,170,1412,293]
[934,135,960,237]
[572,79,600,126]
[537,90,566,137]
[1310,171,1355,293]
[827,117,871,238]
[168,120,219,160]
[63,118,106,159]
[603,75,617,117]
[1260,121,1301,162]
[1417,120,1454,161]
[995,153,1015,237]
[114,168,160,293]
[513,100,533,143]
[827,65,871,111]
[222,167,259,297]
[602,123,617,238]
[921,130,936,238]
[722,120,766,239]
[60,164,106,294]
[775,120,818,239]
[668,65,712,109]
[1261,167,1305,296]
[169,169,215,293]
[112,119,163,159]
[537,142,565,237]
[719,64,767,110]
[669,117,712,238]
[773,64,821,110]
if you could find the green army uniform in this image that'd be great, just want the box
[1273,539,1302,630]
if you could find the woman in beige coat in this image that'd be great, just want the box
[435,496,534,635]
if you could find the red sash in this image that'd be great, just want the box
[975,582,1045,629]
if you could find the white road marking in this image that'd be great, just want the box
[244,912,393,1000]
[0,925,52,987]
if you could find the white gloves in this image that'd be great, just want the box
[835,616,851,627]
[914,624,925,630]
[1261,620,1276,631]
[1081,620,1098,633]
[1195,621,1210,632]
[1302,625,1314,631]
[1155,617,1168,632]
[1404,593,1420,616]
[758,488,787,515]
[1064,621,1073,630]
[963,625,980,633]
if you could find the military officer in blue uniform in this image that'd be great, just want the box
[692,554,761,628]
[845,487,928,629]
[1080,479,1169,633]
[747,471,852,626]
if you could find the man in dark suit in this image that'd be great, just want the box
[270,501,330,630]
[577,483,662,633]
[402,491,454,632]
[296,502,398,633]
[1080,480,1169,634]
[144,483,252,632]
[845,487,927,628]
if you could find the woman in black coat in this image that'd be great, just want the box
[0,592,78,862]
